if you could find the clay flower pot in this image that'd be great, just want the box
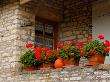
[88,54,105,65]
[54,58,64,68]
[23,66,37,71]
[63,58,79,66]
[42,63,54,68]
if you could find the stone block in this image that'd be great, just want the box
[63,36,76,41]
[63,31,72,36]
[77,35,84,39]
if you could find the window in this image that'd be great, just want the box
[35,17,58,49]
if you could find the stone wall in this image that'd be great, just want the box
[0,0,106,82]
[0,0,21,81]
[7,66,110,82]
[59,0,92,42]
[0,0,62,82]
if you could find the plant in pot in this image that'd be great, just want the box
[20,43,42,71]
[83,35,110,65]
[57,41,83,66]
[34,47,57,68]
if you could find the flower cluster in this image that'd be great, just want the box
[57,41,85,60]
[34,47,57,64]
[20,34,110,67]
[83,34,110,58]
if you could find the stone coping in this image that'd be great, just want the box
[20,64,110,74]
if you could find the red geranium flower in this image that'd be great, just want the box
[105,43,110,47]
[26,43,33,48]
[63,48,67,52]
[58,41,63,48]
[44,57,48,60]
[98,34,104,39]
[43,48,48,52]
[69,41,74,46]
[77,41,84,47]
[54,49,57,55]
[70,52,75,57]
[104,47,109,52]
[80,50,85,56]
[46,50,52,57]
[36,55,42,60]
[89,49,94,55]
[87,36,92,41]
[105,40,109,43]
[35,47,42,52]
[64,42,67,46]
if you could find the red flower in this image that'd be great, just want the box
[35,47,42,52]
[58,41,63,48]
[36,55,42,60]
[98,34,104,39]
[63,48,67,52]
[70,52,75,57]
[105,40,110,47]
[105,43,110,47]
[64,42,67,46]
[54,49,57,55]
[26,43,33,48]
[34,51,40,56]
[43,48,48,52]
[105,40,109,43]
[69,41,74,46]
[44,57,48,60]
[89,49,94,55]
[87,36,92,41]
[77,41,84,47]
[46,50,52,57]
[80,50,85,56]
[104,47,109,52]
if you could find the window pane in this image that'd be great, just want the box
[35,20,54,49]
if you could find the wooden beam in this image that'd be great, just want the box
[20,0,32,5]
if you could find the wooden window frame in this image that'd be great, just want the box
[35,16,58,49]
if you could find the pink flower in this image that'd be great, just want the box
[98,34,104,39]
[26,43,33,48]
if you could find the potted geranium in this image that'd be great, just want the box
[34,47,57,68]
[20,43,41,71]
[83,35,110,65]
[57,41,84,66]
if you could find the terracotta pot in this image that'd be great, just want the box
[42,63,54,68]
[23,66,37,71]
[88,54,105,65]
[54,58,64,68]
[63,58,79,66]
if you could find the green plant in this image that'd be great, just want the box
[58,41,81,60]
[84,35,110,58]
[20,50,42,67]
